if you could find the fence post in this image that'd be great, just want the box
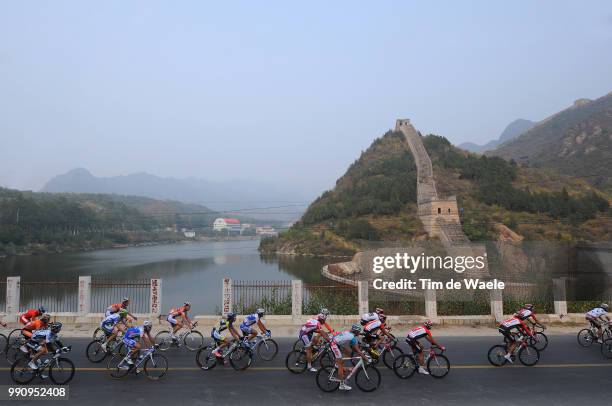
[358,280,368,315]
[222,277,232,316]
[425,288,437,319]
[6,276,20,320]
[78,276,91,316]
[553,277,568,315]
[490,288,503,322]
[292,280,303,319]
[150,279,162,317]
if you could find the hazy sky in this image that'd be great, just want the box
[1,1,611,197]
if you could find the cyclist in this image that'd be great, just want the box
[211,312,242,358]
[100,308,129,352]
[25,322,65,373]
[240,308,269,342]
[319,308,335,334]
[22,313,51,339]
[498,315,532,363]
[330,323,369,391]
[363,313,391,356]
[515,304,544,334]
[586,303,610,344]
[406,320,445,375]
[106,298,137,320]
[19,306,46,325]
[360,307,384,326]
[299,313,330,372]
[120,320,154,369]
[167,302,193,343]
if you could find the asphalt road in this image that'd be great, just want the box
[0,335,610,406]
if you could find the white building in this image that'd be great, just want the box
[213,218,241,232]
[256,226,278,237]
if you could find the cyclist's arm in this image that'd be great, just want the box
[183,312,192,326]
[323,321,334,334]
[257,319,267,334]
[351,343,368,361]
[317,328,329,341]
[144,332,154,347]
[425,333,443,349]
[229,325,241,340]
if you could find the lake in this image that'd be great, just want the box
[0,240,332,314]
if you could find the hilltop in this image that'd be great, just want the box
[261,127,610,256]
[487,92,612,192]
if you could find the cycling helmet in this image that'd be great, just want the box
[379,314,387,322]
[184,301,191,307]
[38,306,47,314]
[320,308,330,316]
[41,313,51,322]
[143,320,153,330]
[50,322,62,332]
[122,297,129,303]
[423,320,433,329]
[600,303,609,311]
[375,307,384,315]
[523,304,533,310]
[226,312,237,322]
[317,313,327,322]
[350,323,361,333]
[256,308,265,317]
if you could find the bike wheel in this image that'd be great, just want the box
[7,329,22,347]
[93,327,106,341]
[256,338,278,361]
[318,350,335,369]
[10,357,37,384]
[144,354,168,380]
[601,339,612,359]
[229,347,252,371]
[86,340,107,363]
[577,329,595,347]
[530,332,548,351]
[184,331,205,351]
[154,331,172,351]
[355,365,381,392]
[393,354,417,379]
[383,346,404,370]
[285,350,307,374]
[107,354,130,379]
[315,366,340,392]
[487,345,508,366]
[49,358,75,385]
[6,341,27,364]
[196,347,218,370]
[0,333,8,354]
[293,338,304,351]
[518,345,540,366]
[427,354,450,378]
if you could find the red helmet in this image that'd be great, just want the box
[424,320,433,329]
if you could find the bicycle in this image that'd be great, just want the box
[316,356,381,392]
[93,318,134,341]
[196,337,254,371]
[351,332,403,369]
[155,321,205,351]
[107,344,168,380]
[601,338,612,359]
[577,321,611,347]
[527,323,548,351]
[244,332,279,361]
[10,346,75,385]
[285,339,334,373]
[86,331,127,363]
[0,329,8,354]
[393,345,450,379]
[488,334,540,366]
[6,333,29,364]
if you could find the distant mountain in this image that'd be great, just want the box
[487,92,612,192]
[458,119,535,153]
[42,169,307,221]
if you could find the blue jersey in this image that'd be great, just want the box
[101,313,121,328]
[125,326,144,339]
[242,314,260,327]
[31,329,58,344]
[332,331,358,347]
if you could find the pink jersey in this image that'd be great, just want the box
[300,318,321,334]
[517,309,533,320]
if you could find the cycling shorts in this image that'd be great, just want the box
[330,341,343,359]
[123,336,139,349]
[498,326,516,343]
[167,314,177,326]
[587,317,602,328]
[26,340,43,352]
[211,329,226,343]
[407,336,428,353]
[299,331,314,347]
[101,323,115,335]
[364,320,381,333]
[240,323,255,335]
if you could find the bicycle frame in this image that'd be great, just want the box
[328,356,368,382]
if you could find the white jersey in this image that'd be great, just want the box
[360,312,380,323]
[300,319,321,334]
[587,307,607,318]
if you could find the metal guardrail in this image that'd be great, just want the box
[19,281,79,313]
[91,280,150,314]
[232,280,292,315]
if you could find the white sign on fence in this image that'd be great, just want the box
[150,279,162,316]
[222,277,232,316]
